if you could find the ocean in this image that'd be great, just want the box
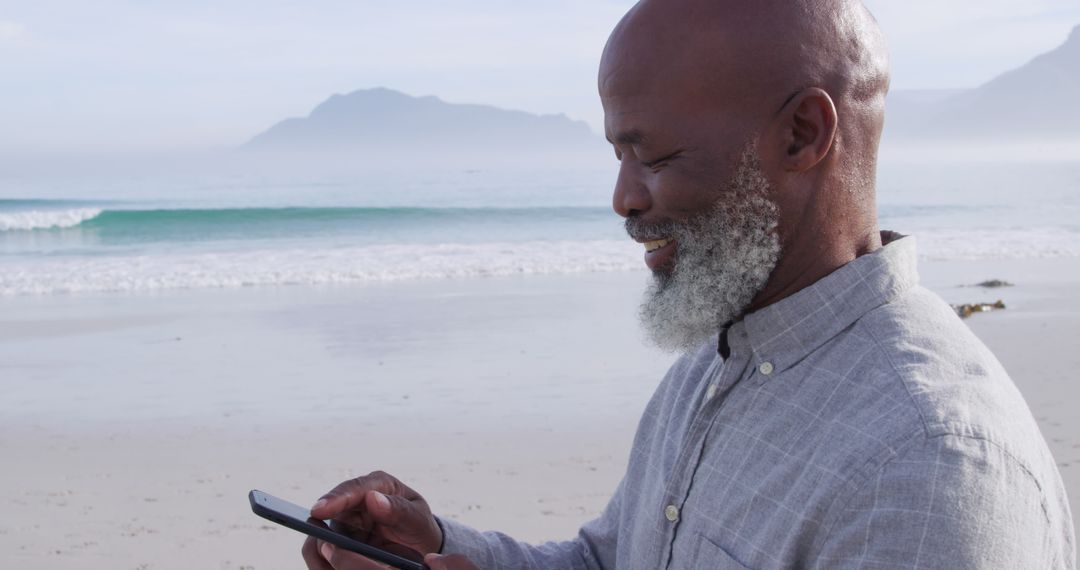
[1,159,1078,296]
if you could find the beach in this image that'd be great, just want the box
[3,0,1080,566]
[2,257,1078,570]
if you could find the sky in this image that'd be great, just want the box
[1,0,1078,155]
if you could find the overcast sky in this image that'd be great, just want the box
[1,1,1078,154]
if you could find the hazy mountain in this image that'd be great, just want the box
[244,88,603,161]
[885,24,1080,141]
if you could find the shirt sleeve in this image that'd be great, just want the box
[437,477,624,570]
[813,433,1061,569]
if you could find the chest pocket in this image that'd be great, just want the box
[690,534,754,570]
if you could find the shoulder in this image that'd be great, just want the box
[811,286,1075,567]
[856,286,1040,453]
[814,429,1072,568]
[774,284,1031,477]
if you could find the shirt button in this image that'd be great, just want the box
[704,384,718,401]
[759,362,774,375]
[664,504,679,522]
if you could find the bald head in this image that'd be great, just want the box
[600,0,889,183]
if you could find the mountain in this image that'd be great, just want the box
[885,24,1080,141]
[245,88,602,158]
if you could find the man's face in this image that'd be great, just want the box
[602,82,782,352]
[624,144,781,352]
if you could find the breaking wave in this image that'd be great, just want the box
[0,208,104,231]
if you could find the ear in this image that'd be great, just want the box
[770,88,838,172]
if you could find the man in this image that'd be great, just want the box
[303,0,1076,568]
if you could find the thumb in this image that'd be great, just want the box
[424,553,479,570]
[423,553,448,570]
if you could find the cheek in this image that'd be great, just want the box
[651,168,727,217]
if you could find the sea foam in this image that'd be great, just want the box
[0,240,644,296]
[915,228,1080,260]
[0,208,103,231]
[2,229,1078,296]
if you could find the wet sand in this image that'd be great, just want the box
[1,259,1076,569]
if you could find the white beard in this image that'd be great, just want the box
[630,146,781,353]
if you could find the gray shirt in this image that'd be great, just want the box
[439,234,1075,568]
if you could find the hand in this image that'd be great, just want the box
[301,471,443,569]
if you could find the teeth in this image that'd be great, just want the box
[644,238,672,253]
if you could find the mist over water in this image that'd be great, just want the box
[1,152,1078,296]
[875,156,1080,258]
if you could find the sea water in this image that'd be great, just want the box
[1,159,1077,296]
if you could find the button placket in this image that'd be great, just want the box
[660,350,750,569]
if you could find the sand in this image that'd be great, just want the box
[1,260,1077,569]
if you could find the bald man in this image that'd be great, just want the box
[303,1,1075,568]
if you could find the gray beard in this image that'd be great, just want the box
[631,148,781,353]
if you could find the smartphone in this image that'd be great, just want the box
[248,489,428,570]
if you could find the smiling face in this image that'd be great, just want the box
[601,0,890,351]
[599,4,786,350]
[626,144,782,352]
[603,89,769,276]
[599,0,782,270]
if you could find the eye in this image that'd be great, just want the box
[642,151,681,170]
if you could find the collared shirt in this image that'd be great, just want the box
[440,234,1076,569]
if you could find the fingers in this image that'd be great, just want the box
[424,553,481,570]
[312,471,404,519]
[363,490,443,555]
[324,489,416,542]
[301,536,335,570]
[362,490,442,557]
[361,491,440,551]
[365,490,407,526]
[309,471,442,557]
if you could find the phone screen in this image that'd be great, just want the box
[249,489,427,570]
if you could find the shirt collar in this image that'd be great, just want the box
[724,232,918,375]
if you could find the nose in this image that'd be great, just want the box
[612,161,652,219]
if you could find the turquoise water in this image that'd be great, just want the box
[0,203,620,250]
[1,160,1078,295]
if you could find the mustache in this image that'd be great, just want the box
[624,216,679,242]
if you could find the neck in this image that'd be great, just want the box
[745,221,882,315]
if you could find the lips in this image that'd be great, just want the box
[625,217,679,271]
[642,238,676,271]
